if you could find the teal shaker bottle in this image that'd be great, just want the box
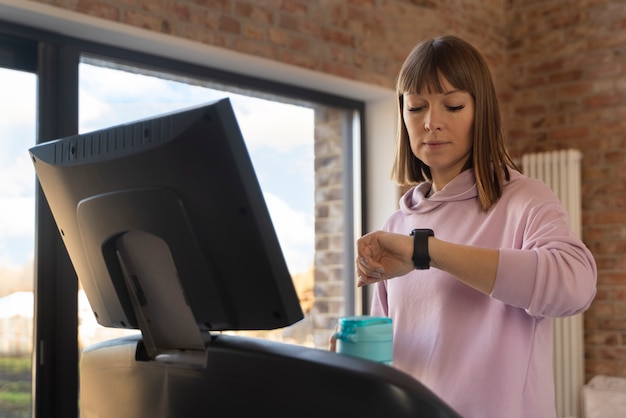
[334,316,393,365]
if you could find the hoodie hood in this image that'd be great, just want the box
[400,168,524,215]
[400,168,503,214]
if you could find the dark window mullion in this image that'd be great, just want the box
[0,34,37,71]
[33,40,80,418]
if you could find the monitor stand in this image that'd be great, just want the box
[116,230,207,367]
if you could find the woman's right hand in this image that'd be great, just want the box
[355,230,414,287]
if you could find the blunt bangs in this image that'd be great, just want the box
[397,37,479,99]
[397,44,445,96]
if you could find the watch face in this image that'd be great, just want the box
[411,229,433,270]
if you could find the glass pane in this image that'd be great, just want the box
[78,60,319,348]
[0,68,36,418]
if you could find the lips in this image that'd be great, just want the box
[424,141,449,147]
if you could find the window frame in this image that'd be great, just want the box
[1,17,368,418]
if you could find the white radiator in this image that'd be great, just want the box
[521,149,584,418]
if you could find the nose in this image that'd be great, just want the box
[424,108,443,132]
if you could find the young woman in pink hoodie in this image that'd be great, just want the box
[356,35,597,418]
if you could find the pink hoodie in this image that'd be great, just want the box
[371,168,597,418]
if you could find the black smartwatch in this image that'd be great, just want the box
[410,229,434,270]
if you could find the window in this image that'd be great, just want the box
[77,57,319,347]
[0,66,36,418]
[0,20,364,418]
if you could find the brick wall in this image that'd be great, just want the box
[312,105,349,346]
[506,0,626,380]
[31,0,626,380]
[32,0,508,88]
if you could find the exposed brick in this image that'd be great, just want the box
[277,47,317,71]
[242,22,267,41]
[279,0,308,16]
[139,0,163,14]
[584,93,624,109]
[548,69,583,83]
[123,9,164,31]
[75,0,120,20]
[320,28,356,48]
[548,126,590,140]
[515,104,547,116]
[267,27,289,45]
[218,15,241,34]
[596,211,626,225]
[167,3,192,23]
[22,0,626,379]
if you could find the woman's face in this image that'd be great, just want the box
[402,76,475,190]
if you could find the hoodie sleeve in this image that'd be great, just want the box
[490,182,597,318]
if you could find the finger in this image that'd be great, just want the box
[357,254,386,273]
[329,333,337,351]
[357,274,366,287]
[357,263,384,280]
[357,271,384,287]
[357,256,369,268]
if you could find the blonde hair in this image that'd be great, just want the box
[391,35,518,211]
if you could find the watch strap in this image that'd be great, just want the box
[410,229,434,270]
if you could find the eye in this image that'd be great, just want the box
[447,105,465,112]
[406,105,425,112]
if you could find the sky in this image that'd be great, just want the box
[0,69,36,271]
[0,64,315,298]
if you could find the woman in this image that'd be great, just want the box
[355,35,597,418]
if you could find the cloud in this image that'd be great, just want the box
[0,69,36,126]
[263,192,314,275]
[0,197,35,236]
[79,64,314,152]
[0,64,316,292]
[0,155,36,197]
[79,63,225,132]
[0,69,37,169]
[233,98,314,152]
